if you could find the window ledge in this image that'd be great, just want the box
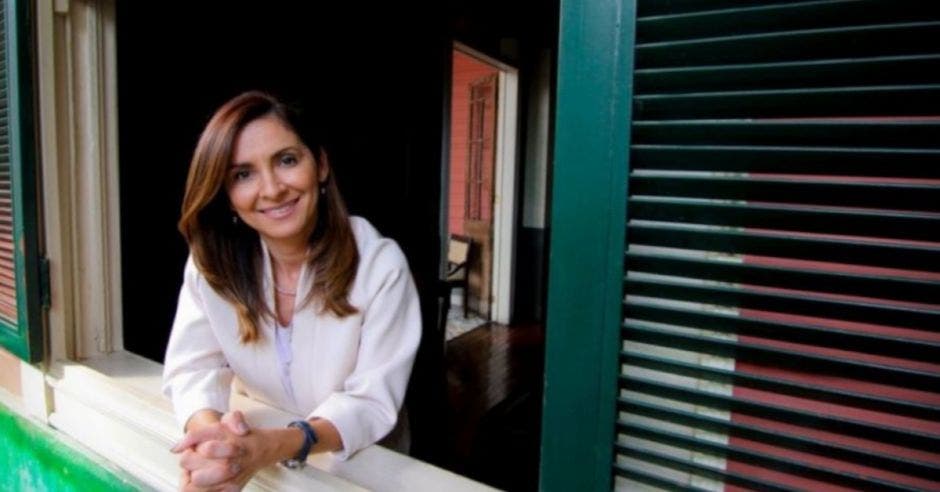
[47,352,493,492]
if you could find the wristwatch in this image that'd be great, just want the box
[282,420,318,469]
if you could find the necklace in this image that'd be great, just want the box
[275,284,297,296]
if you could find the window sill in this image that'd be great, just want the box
[47,351,492,492]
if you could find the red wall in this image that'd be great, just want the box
[448,50,499,235]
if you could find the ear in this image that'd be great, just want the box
[316,148,331,184]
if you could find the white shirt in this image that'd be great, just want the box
[274,322,295,404]
[162,217,422,460]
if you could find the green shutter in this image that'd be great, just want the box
[0,0,43,363]
[617,1,940,491]
[540,1,635,491]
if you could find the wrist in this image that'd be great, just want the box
[184,409,222,433]
[254,427,307,467]
[282,420,318,469]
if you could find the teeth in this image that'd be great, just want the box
[264,200,295,218]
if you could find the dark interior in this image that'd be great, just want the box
[117,2,450,459]
[117,2,556,486]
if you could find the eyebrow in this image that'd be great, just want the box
[230,146,302,168]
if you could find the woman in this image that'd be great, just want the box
[162,91,421,491]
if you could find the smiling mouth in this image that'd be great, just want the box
[259,198,299,219]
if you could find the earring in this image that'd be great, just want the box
[320,185,326,195]
[232,214,238,225]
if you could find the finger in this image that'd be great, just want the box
[221,410,249,435]
[196,439,241,459]
[183,481,209,492]
[180,469,208,492]
[171,426,228,453]
[190,461,241,488]
[180,449,214,472]
[180,448,241,475]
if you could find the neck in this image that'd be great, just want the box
[265,240,309,287]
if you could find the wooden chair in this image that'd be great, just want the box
[443,234,472,319]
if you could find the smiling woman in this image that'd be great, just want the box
[227,116,327,251]
[164,92,422,490]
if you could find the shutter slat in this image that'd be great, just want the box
[637,0,940,43]
[614,464,715,492]
[618,422,919,491]
[628,221,940,274]
[636,21,940,68]
[631,173,940,213]
[635,54,940,93]
[626,251,940,304]
[636,85,940,119]
[625,276,939,331]
[624,350,940,425]
[625,301,940,365]
[629,197,940,242]
[632,120,940,148]
[615,444,793,492]
[632,144,940,178]
[623,376,940,453]
[620,398,940,481]
[638,0,797,17]
[624,323,940,393]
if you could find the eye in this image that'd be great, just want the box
[232,168,252,182]
[279,153,299,166]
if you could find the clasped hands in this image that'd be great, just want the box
[170,410,262,492]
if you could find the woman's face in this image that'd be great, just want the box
[226,114,328,249]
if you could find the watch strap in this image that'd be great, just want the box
[283,420,318,469]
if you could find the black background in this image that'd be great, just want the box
[117,3,450,459]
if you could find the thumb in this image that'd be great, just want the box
[221,410,250,436]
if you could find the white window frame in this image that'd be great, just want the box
[34,2,486,490]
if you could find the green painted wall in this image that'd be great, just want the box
[0,401,146,491]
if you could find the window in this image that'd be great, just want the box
[29,3,491,490]
[465,74,497,222]
[0,0,44,363]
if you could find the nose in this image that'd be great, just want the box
[259,168,286,199]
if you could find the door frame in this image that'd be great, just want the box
[453,42,519,324]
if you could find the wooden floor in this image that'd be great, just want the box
[445,321,545,491]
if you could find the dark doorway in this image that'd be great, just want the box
[442,1,558,490]
[116,3,449,460]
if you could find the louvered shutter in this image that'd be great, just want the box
[616,1,940,490]
[0,2,14,322]
[0,0,43,363]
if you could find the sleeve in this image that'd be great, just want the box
[161,256,234,429]
[307,241,422,460]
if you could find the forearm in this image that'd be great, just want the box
[309,418,343,455]
[255,418,344,466]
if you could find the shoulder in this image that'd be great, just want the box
[350,216,408,266]
[348,216,411,290]
[183,254,203,286]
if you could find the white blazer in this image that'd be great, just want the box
[162,217,422,460]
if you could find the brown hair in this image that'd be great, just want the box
[178,91,359,343]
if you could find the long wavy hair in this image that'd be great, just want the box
[178,91,359,343]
